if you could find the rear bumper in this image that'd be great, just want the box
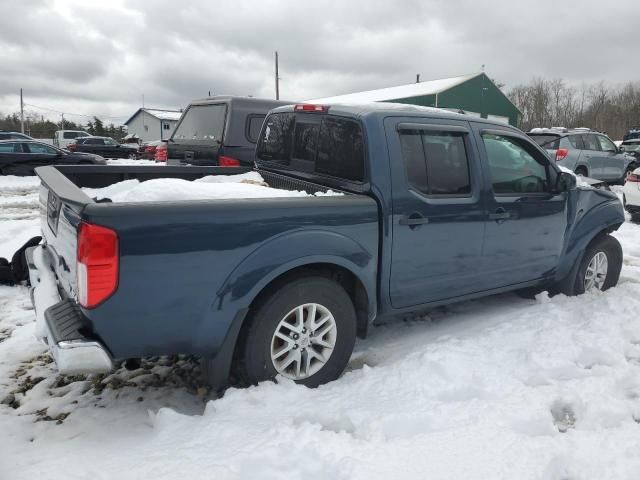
[27,245,113,375]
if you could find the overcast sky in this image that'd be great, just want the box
[1,0,638,125]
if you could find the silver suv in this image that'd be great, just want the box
[528,127,637,182]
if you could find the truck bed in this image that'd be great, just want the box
[34,165,379,360]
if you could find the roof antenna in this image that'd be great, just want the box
[416,74,420,83]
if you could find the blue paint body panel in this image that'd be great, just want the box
[34,104,624,372]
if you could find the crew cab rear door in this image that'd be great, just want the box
[475,125,568,287]
[385,117,487,308]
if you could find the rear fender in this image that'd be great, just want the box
[215,229,377,322]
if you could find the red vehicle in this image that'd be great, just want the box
[154,141,168,162]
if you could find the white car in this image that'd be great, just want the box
[623,167,640,221]
[53,130,92,149]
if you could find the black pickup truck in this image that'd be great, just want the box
[28,103,624,389]
[167,96,290,166]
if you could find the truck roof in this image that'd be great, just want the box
[188,95,292,109]
[271,102,517,129]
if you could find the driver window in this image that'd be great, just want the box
[596,135,615,152]
[481,133,549,194]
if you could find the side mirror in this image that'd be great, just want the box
[556,171,576,192]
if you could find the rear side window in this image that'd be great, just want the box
[246,115,266,143]
[63,132,79,139]
[173,104,226,142]
[85,138,103,145]
[529,134,560,149]
[0,142,20,153]
[399,131,471,196]
[257,113,365,182]
[560,136,582,149]
[581,134,601,151]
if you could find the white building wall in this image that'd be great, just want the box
[126,112,178,142]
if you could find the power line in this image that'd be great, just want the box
[23,102,129,120]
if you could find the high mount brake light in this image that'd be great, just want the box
[77,222,118,308]
[294,104,329,113]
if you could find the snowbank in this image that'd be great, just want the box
[3,175,640,479]
[82,172,342,202]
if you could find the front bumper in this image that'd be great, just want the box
[26,245,113,375]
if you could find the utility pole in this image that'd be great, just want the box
[416,74,420,83]
[275,51,280,100]
[60,112,64,131]
[20,88,24,134]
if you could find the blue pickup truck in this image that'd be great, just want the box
[28,103,624,389]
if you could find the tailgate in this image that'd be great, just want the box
[36,166,93,300]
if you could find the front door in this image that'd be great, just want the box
[595,134,625,180]
[477,127,568,287]
[386,117,487,308]
[581,133,605,179]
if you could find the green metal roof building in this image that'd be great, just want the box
[310,72,520,126]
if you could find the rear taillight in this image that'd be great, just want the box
[555,148,569,161]
[627,173,640,183]
[154,143,167,162]
[219,155,241,167]
[77,222,118,308]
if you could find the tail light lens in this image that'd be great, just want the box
[555,148,569,161]
[627,173,640,183]
[68,143,77,152]
[154,143,167,162]
[219,155,241,167]
[294,104,329,112]
[77,222,119,308]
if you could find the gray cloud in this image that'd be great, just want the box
[1,0,638,124]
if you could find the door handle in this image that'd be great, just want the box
[399,214,429,227]
[488,208,511,221]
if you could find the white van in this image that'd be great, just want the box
[53,130,92,149]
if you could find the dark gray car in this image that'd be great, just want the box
[528,128,637,182]
[0,140,105,175]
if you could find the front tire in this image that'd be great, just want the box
[236,276,357,388]
[570,234,622,295]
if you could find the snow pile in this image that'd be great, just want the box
[3,176,640,479]
[83,171,342,202]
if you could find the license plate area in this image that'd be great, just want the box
[47,190,62,235]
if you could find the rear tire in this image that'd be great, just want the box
[575,166,588,177]
[564,234,622,296]
[236,276,357,388]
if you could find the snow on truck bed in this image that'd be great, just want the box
[82,171,342,203]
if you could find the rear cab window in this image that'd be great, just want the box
[172,104,227,143]
[257,112,365,183]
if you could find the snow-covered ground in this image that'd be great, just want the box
[2,178,640,479]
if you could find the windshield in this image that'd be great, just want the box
[172,104,226,142]
[529,134,560,148]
